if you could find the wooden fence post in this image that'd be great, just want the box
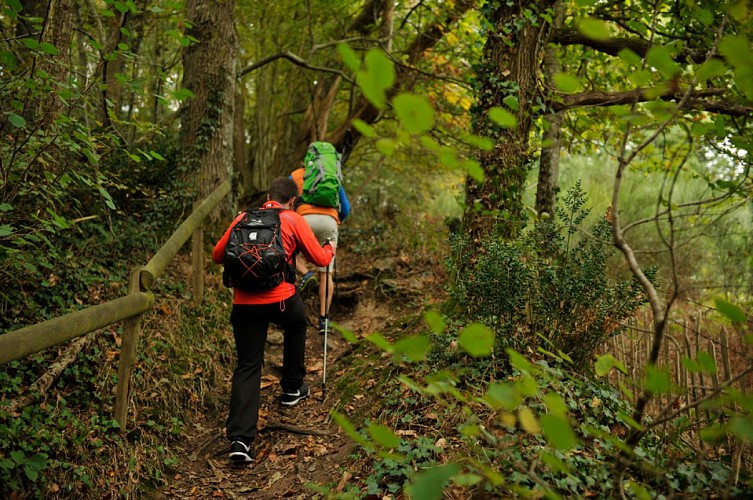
[114,267,145,430]
[192,225,204,306]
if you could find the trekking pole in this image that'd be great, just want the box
[322,263,330,400]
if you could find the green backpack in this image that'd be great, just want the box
[301,141,342,209]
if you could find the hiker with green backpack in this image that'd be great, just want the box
[290,141,351,335]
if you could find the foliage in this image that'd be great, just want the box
[446,182,651,371]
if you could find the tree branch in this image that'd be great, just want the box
[238,51,352,82]
[553,28,710,63]
[550,87,753,117]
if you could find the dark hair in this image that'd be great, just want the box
[268,177,298,204]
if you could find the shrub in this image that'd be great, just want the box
[447,182,653,371]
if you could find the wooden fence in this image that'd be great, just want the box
[604,306,752,448]
[0,181,231,429]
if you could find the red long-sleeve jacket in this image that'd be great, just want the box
[213,201,334,305]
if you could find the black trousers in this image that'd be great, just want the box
[226,293,307,443]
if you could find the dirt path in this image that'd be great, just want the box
[155,261,402,499]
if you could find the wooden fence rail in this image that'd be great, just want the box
[0,180,231,430]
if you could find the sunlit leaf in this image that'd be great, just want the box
[543,392,568,417]
[0,225,13,237]
[337,43,360,72]
[730,416,753,443]
[405,463,460,500]
[393,335,430,362]
[697,351,717,374]
[458,323,494,357]
[518,407,540,434]
[463,134,494,151]
[646,46,681,78]
[553,72,581,93]
[719,35,752,68]
[351,118,377,138]
[540,414,578,450]
[464,159,484,182]
[393,93,435,135]
[625,480,652,500]
[644,365,671,394]
[451,474,482,486]
[576,18,611,41]
[482,381,521,411]
[697,59,728,82]
[174,88,195,101]
[367,423,400,449]
[488,107,516,128]
[502,95,519,111]
[331,412,370,447]
[714,298,746,323]
[39,42,59,55]
[618,48,642,67]
[424,311,446,334]
[364,332,393,352]
[682,356,701,373]
[376,138,396,156]
[506,349,535,374]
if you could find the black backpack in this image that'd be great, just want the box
[222,208,294,291]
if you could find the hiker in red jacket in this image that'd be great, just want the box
[213,177,335,464]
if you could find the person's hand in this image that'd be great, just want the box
[324,239,336,255]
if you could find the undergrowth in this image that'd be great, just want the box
[0,256,235,499]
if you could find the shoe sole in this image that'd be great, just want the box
[229,452,253,463]
[281,394,309,406]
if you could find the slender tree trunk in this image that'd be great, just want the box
[535,0,564,219]
[179,0,238,220]
[35,0,76,129]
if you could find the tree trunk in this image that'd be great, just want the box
[535,0,564,219]
[179,0,238,220]
[462,0,555,250]
[35,0,76,129]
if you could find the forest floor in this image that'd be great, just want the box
[154,249,443,499]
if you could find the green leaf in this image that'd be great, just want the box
[488,107,516,128]
[719,35,752,69]
[0,203,12,212]
[502,95,519,111]
[458,323,494,357]
[174,88,195,101]
[482,381,521,411]
[543,392,568,417]
[149,151,165,161]
[405,463,461,500]
[730,416,753,443]
[697,351,717,374]
[351,118,377,138]
[451,474,482,486]
[618,48,643,67]
[337,43,360,72]
[24,465,38,482]
[463,134,494,151]
[357,48,395,109]
[364,332,393,352]
[518,407,540,434]
[506,349,536,374]
[424,311,446,334]
[376,138,396,156]
[595,354,613,377]
[576,18,611,41]
[697,59,728,82]
[367,423,400,449]
[393,335,430,362]
[714,298,746,323]
[682,356,701,373]
[6,0,22,12]
[39,42,59,55]
[644,365,671,394]
[463,159,484,182]
[553,72,581,93]
[393,93,435,135]
[646,46,681,78]
[540,414,578,450]
[8,113,26,128]
[0,224,14,237]
[331,412,370,448]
